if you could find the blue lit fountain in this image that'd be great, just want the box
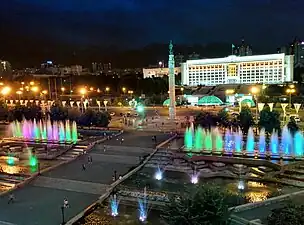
[183,125,304,160]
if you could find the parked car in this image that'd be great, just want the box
[110,112,115,116]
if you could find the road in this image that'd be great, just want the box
[105,106,222,117]
[0,131,170,225]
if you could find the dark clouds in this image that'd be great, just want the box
[1,0,304,48]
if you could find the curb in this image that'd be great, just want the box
[230,189,304,213]
[0,130,124,198]
[65,134,177,225]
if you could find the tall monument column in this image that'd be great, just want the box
[168,41,176,120]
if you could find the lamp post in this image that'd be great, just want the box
[286,85,296,111]
[122,87,126,95]
[1,86,11,102]
[79,88,87,113]
[60,206,65,225]
[16,91,22,100]
[105,87,110,95]
[250,86,260,123]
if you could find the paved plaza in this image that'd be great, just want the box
[0,131,170,225]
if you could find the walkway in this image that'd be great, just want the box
[0,131,170,225]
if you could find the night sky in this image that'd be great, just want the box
[1,0,304,66]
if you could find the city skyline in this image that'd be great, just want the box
[1,0,304,67]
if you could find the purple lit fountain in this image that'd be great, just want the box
[9,119,78,143]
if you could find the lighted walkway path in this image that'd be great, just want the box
[0,131,170,225]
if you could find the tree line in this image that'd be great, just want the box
[0,102,111,127]
[194,106,299,135]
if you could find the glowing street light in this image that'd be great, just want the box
[42,90,48,95]
[16,90,22,100]
[89,87,94,91]
[31,86,39,93]
[250,86,260,123]
[225,89,235,95]
[30,81,35,86]
[122,87,126,93]
[286,87,296,110]
[61,87,65,92]
[1,86,11,96]
[79,88,87,96]
[105,87,110,92]
[250,86,260,95]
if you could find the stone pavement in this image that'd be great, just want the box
[0,131,170,225]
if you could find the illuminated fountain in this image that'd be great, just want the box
[184,125,304,159]
[9,119,78,143]
[138,188,148,222]
[110,195,119,217]
[246,128,254,154]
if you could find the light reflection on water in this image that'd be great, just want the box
[81,205,161,225]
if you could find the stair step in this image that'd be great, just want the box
[74,145,87,149]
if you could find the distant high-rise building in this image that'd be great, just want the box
[92,62,97,73]
[294,41,304,67]
[0,60,12,78]
[188,52,200,60]
[103,63,112,71]
[175,54,185,67]
[279,39,304,67]
[234,39,252,56]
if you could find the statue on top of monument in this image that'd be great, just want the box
[169,40,173,55]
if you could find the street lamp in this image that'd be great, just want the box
[286,87,296,110]
[30,81,35,86]
[31,86,39,93]
[1,86,11,102]
[122,87,126,94]
[250,86,260,123]
[225,89,235,95]
[128,90,133,97]
[105,87,110,93]
[61,87,65,93]
[1,86,11,96]
[16,91,22,100]
[79,88,87,97]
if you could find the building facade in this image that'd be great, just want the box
[143,67,181,78]
[181,54,294,86]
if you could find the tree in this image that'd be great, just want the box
[49,104,68,121]
[67,108,81,121]
[287,117,299,135]
[259,106,281,134]
[217,108,230,129]
[194,112,218,129]
[78,109,111,127]
[238,106,254,133]
[162,184,245,225]
[267,204,304,225]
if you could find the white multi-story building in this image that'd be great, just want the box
[181,54,294,86]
